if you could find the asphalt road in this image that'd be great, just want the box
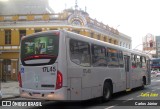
[1,76,160,109]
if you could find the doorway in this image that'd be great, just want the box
[124,55,130,89]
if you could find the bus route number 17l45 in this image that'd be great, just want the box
[42,66,56,73]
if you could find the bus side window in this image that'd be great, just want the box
[70,39,91,67]
[91,44,107,67]
[131,54,136,68]
[118,51,124,67]
[136,55,141,68]
[141,56,146,68]
[107,48,119,67]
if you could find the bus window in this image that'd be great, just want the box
[118,51,124,67]
[91,44,107,67]
[21,33,59,66]
[141,56,146,68]
[131,54,136,68]
[70,39,91,67]
[136,55,142,68]
[107,48,119,67]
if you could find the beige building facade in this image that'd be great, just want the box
[0,2,132,81]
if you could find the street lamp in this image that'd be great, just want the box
[116,25,120,30]
[134,41,154,50]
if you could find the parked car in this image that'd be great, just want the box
[151,70,157,74]
[156,71,160,77]
[151,70,157,78]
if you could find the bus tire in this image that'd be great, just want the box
[102,82,112,101]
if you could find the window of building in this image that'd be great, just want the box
[19,16,27,21]
[118,51,124,67]
[90,32,94,38]
[19,30,26,40]
[109,39,112,43]
[92,45,107,66]
[4,16,12,21]
[158,48,160,51]
[2,59,11,74]
[114,40,116,44]
[34,15,42,20]
[107,48,119,67]
[104,37,106,42]
[70,39,91,67]
[120,42,122,46]
[157,43,160,47]
[5,30,11,44]
[97,35,100,40]
[72,30,80,34]
[35,29,42,33]
[123,42,125,47]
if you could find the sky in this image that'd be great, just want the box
[49,0,160,50]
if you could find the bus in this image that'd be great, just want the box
[151,58,160,70]
[18,30,151,101]
[150,58,160,76]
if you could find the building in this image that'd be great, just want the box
[142,33,156,58]
[0,1,132,81]
[119,33,131,49]
[156,36,160,58]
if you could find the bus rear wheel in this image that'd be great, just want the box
[102,82,112,101]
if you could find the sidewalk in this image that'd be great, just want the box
[1,81,20,99]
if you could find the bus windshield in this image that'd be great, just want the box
[21,33,59,66]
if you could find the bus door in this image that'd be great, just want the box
[124,55,130,89]
[147,59,151,84]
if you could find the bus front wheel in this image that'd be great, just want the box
[102,82,112,101]
[140,77,146,90]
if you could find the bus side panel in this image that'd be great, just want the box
[106,68,126,93]
[70,78,82,100]
[82,67,103,98]
[131,67,139,88]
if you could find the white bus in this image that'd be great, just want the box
[18,30,151,101]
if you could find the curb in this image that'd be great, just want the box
[2,95,20,100]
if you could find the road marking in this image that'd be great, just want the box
[122,100,128,103]
[151,79,160,82]
[122,98,134,103]
[105,105,118,109]
[137,95,141,97]
[127,98,134,100]
[151,79,156,81]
